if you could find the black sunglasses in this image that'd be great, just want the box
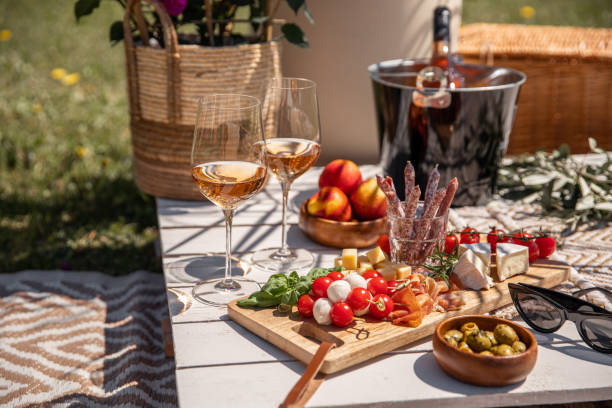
[509,283,612,354]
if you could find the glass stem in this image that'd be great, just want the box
[278,180,292,256]
[223,208,234,286]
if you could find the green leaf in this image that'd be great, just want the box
[237,291,280,308]
[109,21,124,46]
[261,273,288,297]
[281,23,309,48]
[285,0,304,14]
[287,271,299,288]
[281,290,299,306]
[295,277,311,295]
[74,0,100,22]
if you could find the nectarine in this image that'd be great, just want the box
[307,186,353,222]
[349,178,388,220]
[318,159,362,196]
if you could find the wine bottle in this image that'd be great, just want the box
[431,6,464,89]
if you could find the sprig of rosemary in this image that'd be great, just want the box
[422,244,459,285]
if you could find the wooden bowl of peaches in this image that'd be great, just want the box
[299,160,387,248]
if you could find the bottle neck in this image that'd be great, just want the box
[432,40,450,63]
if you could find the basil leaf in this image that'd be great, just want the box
[237,291,281,308]
[261,273,288,297]
[287,271,299,288]
[281,290,299,306]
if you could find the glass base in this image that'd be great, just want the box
[251,247,315,273]
[192,273,261,307]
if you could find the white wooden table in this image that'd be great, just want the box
[158,165,612,408]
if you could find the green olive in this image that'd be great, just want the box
[512,341,527,353]
[444,329,464,343]
[466,330,492,352]
[490,345,499,355]
[458,341,473,353]
[460,322,479,336]
[483,330,497,346]
[480,350,494,356]
[494,324,519,346]
[494,344,515,356]
[444,336,458,347]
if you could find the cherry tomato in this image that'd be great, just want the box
[362,269,381,280]
[367,277,388,296]
[526,239,540,263]
[330,302,354,327]
[347,287,371,311]
[487,228,505,253]
[312,276,333,298]
[500,235,513,244]
[387,280,399,295]
[327,271,344,281]
[513,231,533,240]
[444,233,459,254]
[536,236,556,259]
[376,234,391,255]
[460,227,480,244]
[368,294,394,319]
[297,294,315,317]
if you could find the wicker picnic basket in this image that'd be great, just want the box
[459,23,612,155]
[123,0,281,200]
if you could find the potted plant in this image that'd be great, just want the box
[74,0,313,199]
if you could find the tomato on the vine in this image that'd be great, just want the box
[327,271,344,281]
[444,233,459,254]
[512,231,533,246]
[362,269,381,280]
[460,227,479,244]
[297,294,316,317]
[312,276,333,298]
[367,277,388,296]
[536,236,556,259]
[487,228,505,253]
[526,239,540,263]
[330,302,354,327]
[376,234,391,255]
[346,287,371,311]
[369,294,394,319]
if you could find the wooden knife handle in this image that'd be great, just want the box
[279,341,335,408]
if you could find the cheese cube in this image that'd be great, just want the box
[334,257,343,268]
[378,263,412,281]
[394,264,412,280]
[342,248,358,270]
[452,249,493,290]
[458,243,491,270]
[378,265,397,281]
[366,246,387,265]
[496,243,529,281]
[358,262,373,273]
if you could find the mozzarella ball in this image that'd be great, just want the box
[327,280,352,303]
[344,273,367,290]
[313,298,333,325]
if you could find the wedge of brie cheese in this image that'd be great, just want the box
[452,249,493,290]
[496,243,529,281]
[458,243,491,270]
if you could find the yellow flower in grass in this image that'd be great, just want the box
[76,146,87,157]
[520,6,535,19]
[32,103,42,114]
[61,73,80,86]
[51,68,67,80]
[0,29,11,42]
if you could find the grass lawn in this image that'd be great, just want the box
[0,0,609,274]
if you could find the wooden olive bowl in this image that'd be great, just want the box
[433,315,537,387]
[298,202,387,248]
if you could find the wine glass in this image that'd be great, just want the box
[251,78,321,273]
[191,94,267,306]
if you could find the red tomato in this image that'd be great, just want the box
[526,239,540,263]
[387,280,399,295]
[536,236,556,259]
[367,277,388,296]
[327,271,344,281]
[347,287,372,311]
[376,234,391,255]
[487,228,505,253]
[444,233,459,254]
[369,294,394,319]
[330,302,354,327]
[312,276,333,298]
[362,269,381,280]
[297,294,315,317]
[500,235,513,244]
[460,227,480,244]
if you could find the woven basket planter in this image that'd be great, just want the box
[123,0,282,200]
[459,23,612,155]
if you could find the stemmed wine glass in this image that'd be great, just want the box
[191,94,267,306]
[251,78,321,273]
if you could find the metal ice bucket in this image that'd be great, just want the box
[369,59,526,206]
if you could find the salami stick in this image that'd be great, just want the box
[415,188,446,241]
[423,165,440,211]
[404,161,415,201]
[377,175,405,217]
[436,177,458,217]
[404,185,420,237]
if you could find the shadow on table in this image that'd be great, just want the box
[538,332,612,366]
[165,255,248,286]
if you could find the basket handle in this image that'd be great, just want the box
[123,0,181,124]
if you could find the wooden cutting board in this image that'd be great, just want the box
[228,259,570,374]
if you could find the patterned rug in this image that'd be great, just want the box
[0,271,177,407]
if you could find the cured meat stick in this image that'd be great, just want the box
[436,177,459,217]
[377,175,405,217]
[404,161,415,201]
[404,185,420,237]
[415,188,446,241]
[423,165,440,211]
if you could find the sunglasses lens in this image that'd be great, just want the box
[582,317,612,351]
[516,292,563,330]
